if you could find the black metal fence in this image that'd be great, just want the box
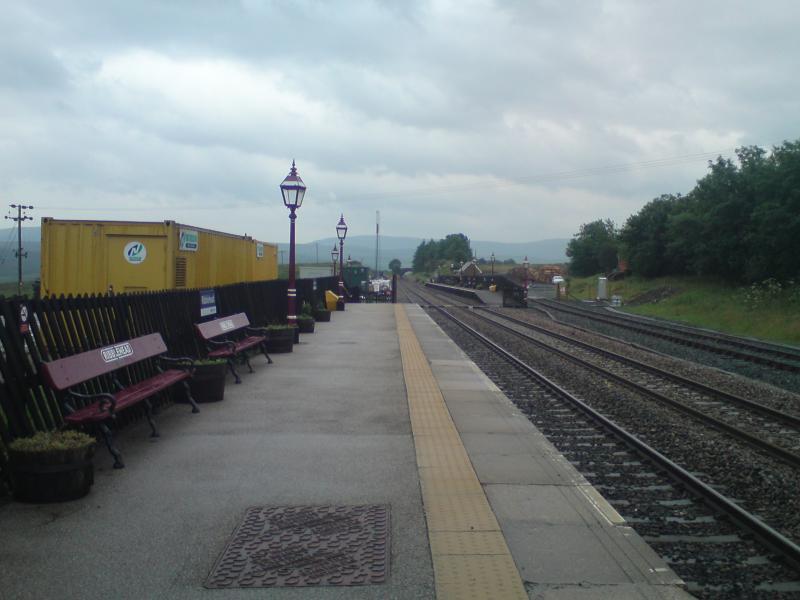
[0,277,337,460]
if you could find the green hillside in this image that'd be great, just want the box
[566,275,800,345]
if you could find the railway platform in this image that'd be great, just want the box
[0,304,690,599]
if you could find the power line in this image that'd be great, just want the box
[33,146,738,212]
[343,149,735,201]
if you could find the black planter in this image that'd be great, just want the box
[297,318,315,334]
[266,328,295,353]
[189,362,227,402]
[314,309,331,322]
[10,444,95,503]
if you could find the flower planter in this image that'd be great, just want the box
[297,318,315,334]
[10,443,95,503]
[189,361,227,403]
[313,309,331,322]
[266,328,295,353]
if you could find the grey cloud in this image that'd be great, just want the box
[1,0,798,243]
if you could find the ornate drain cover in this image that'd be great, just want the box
[205,504,390,588]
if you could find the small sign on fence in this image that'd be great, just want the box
[18,303,29,335]
[200,289,217,317]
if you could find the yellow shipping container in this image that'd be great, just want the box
[40,218,278,296]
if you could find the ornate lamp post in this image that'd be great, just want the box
[280,160,306,326]
[522,256,529,304]
[331,244,339,276]
[490,252,495,281]
[336,214,348,304]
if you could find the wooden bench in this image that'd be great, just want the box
[195,313,272,384]
[40,333,198,469]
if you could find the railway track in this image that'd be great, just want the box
[534,298,800,373]
[400,281,800,597]
[473,307,800,464]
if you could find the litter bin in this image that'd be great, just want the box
[325,290,339,311]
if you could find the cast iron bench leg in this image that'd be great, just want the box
[227,358,242,384]
[144,398,160,438]
[261,343,273,364]
[244,354,254,374]
[99,422,125,469]
[181,379,200,413]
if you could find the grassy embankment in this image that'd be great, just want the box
[565,275,800,346]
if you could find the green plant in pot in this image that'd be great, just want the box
[265,323,296,353]
[313,299,331,322]
[176,358,228,403]
[297,302,316,334]
[9,430,96,502]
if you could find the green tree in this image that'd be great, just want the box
[566,220,619,276]
[619,195,681,277]
[389,258,402,275]
[412,233,473,273]
[609,140,800,283]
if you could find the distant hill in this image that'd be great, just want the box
[0,227,568,281]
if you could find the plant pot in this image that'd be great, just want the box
[189,362,227,403]
[266,328,295,353]
[10,444,95,503]
[313,309,331,322]
[297,318,315,334]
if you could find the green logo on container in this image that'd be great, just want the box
[179,229,199,251]
[124,241,147,264]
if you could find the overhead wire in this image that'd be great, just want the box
[33,147,736,212]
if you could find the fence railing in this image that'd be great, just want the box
[0,277,338,458]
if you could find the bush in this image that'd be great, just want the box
[740,278,799,310]
[10,430,95,453]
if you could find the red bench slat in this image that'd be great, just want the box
[207,335,265,359]
[63,369,190,425]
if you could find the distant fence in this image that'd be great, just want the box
[0,276,338,460]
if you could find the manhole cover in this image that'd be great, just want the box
[205,504,390,588]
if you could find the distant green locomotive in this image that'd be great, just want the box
[342,262,371,300]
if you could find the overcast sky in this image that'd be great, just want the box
[1,1,798,246]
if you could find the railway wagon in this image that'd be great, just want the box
[40,218,278,296]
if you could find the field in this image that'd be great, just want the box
[0,281,35,298]
[566,275,800,345]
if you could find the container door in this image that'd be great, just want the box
[106,235,168,292]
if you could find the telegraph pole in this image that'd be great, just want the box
[5,204,34,295]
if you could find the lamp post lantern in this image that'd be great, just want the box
[331,244,339,276]
[336,214,348,304]
[490,252,495,281]
[280,160,306,325]
[522,256,529,304]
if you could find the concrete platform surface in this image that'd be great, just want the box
[0,304,692,600]
[0,305,432,600]
[404,305,691,600]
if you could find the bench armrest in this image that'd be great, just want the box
[158,356,196,370]
[68,390,117,414]
[245,326,269,338]
[207,339,236,351]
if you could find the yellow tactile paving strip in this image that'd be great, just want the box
[395,305,527,600]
